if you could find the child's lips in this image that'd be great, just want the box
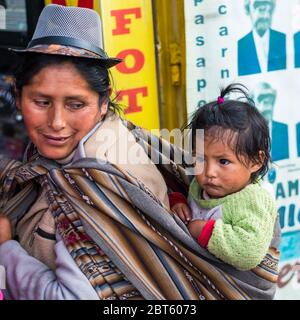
[204,183,220,189]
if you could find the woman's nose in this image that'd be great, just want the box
[47,105,66,131]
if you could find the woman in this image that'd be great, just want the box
[0,4,279,300]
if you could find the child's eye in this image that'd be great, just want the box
[219,159,230,165]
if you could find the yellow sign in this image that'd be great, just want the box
[99,1,160,130]
[44,0,160,130]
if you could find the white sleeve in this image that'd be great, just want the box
[0,239,99,300]
[188,196,223,221]
[187,196,203,220]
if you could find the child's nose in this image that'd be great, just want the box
[205,163,217,179]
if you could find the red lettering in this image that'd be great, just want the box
[78,0,93,8]
[111,8,142,35]
[51,0,66,5]
[51,0,93,8]
[116,49,145,74]
[117,87,148,114]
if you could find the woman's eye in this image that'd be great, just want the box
[35,100,49,107]
[219,159,230,165]
[68,103,84,110]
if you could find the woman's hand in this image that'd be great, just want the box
[187,219,207,240]
[0,215,12,245]
[171,203,192,224]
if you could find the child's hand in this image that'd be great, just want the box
[188,219,207,240]
[0,215,12,245]
[171,203,192,224]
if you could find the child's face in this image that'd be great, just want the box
[195,133,261,198]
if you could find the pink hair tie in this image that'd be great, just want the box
[217,96,224,104]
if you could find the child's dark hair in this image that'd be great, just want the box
[188,83,271,182]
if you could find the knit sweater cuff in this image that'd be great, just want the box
[168,192,188,208]
[197,220,216,248]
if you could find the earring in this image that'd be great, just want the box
[15,109,23,122]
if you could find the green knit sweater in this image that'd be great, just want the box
[189,179,278,271]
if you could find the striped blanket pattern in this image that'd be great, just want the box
[0,121,279,300]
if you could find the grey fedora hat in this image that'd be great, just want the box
[11,4,122,68]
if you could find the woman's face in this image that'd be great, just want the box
[17,62,107,160]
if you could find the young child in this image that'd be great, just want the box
[170,84,279,271]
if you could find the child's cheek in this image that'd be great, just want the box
[195,174,204,186]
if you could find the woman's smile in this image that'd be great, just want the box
[41,133,73,146]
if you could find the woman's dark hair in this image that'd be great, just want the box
[14,53,122,115]
[188,83,271,182]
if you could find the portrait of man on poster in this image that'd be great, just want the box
[238,0,286,76]
[251,82,289,161]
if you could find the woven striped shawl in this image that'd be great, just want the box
[0,120,279,300]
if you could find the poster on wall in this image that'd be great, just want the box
[185,0,300,299]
